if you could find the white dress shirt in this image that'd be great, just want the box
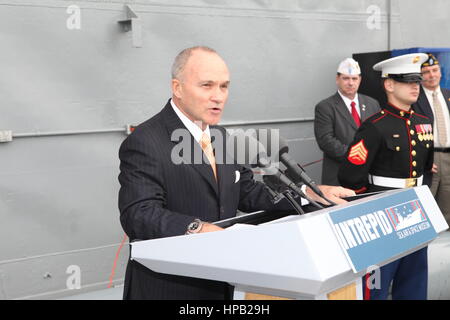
[338,91,361,118]
[170,99,211,143]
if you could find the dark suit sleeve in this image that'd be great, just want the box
[338,121,382,192]
[236,165,297,213]
[235,165,276,212]
[314,101,349,161]
[118,132,194,240]
[444,88,450,110]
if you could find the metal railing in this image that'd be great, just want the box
[0,117,314,143]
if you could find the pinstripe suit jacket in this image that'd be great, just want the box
[118,100,282,299]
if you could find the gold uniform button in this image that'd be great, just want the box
[381,111,385,114]
[411,140,416,146]
[412,161,417,167]
[407,120,411,125]
[412,150,417,156]
[396,146,401,151]
[412,171,417,177]
[426,144,430,148]
[410,130,415,135]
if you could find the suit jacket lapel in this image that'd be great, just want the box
[334,92,357,130]
[358,95,369,121]
[416,88,434,122]
[162,101,219,196]
[443,88,450,113]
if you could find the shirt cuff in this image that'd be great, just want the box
[300,184,309,206]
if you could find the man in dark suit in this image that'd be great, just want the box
[118,46,355,300]
[314,58,380,186]
[413,53,450,226]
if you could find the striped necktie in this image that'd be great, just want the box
[200,133,217,180]
[432,91,448,146]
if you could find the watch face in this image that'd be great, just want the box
[187,220,202,234]
[189,221,199,231]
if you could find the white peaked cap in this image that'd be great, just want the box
[373,53,428,78]
[337,58,361,75]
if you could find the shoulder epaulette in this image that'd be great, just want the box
[413,112,430,119]
[370,112,387,124]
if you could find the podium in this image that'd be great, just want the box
[130,186,449,300]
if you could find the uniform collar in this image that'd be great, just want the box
[384,102,414,118]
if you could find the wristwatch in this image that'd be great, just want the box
[186,219,204,235]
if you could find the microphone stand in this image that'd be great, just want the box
[263,174,306,215]
[284,167,336,207]
[283,190,305,215]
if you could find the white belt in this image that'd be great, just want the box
[369,175,423,188]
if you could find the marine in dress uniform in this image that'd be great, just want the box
[338,53,434,300]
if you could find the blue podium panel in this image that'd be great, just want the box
[328,188,438,273]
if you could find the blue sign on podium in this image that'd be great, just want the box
[327,189,437,273]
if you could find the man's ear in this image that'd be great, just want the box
[335,74,340,83]
[172,79,182,99]
[384,79,394,93]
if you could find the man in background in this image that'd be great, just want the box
[413,53,450,226]
[314,58,380,186]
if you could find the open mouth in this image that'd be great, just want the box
[210,107,222,113]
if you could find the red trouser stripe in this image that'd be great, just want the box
[364,273,371,300]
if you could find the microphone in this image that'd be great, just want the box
[277,137,325,199]
[263,174,305,215]
[279,138,338,206]
[255,132,335,206]
[237,134,314,202]
[225,130,323,208]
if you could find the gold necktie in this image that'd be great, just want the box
[433,91,448,146]
[200,133,217,180]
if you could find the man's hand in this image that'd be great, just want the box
[432,163,438,174]
[199,223,224,233]
[305,185,356,205]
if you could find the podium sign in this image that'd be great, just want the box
[328,188,438,273]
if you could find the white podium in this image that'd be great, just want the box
[130,186,449,300]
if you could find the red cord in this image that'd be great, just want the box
[108,233,128,288]
[364,273,371,300]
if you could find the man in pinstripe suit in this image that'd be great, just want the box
[118,46,354,299]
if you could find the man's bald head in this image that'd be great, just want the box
[171,46,220,80]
